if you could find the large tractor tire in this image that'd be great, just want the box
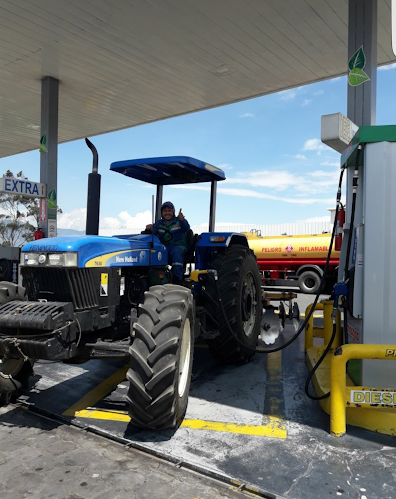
[127,284,194,430]
[0,282,34,404]
[203,245,262,364]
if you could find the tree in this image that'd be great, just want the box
[0,171,61,247]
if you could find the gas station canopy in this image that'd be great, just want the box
[0,0,394,158]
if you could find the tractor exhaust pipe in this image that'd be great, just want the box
[85,138,101,236]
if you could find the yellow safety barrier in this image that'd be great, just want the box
[304,300,341,351]
[330,344,396,437]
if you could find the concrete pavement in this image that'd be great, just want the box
[0,405,261,499]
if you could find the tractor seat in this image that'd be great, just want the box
[140,228,197,263]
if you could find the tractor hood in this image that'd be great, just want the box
[22,234,166,268]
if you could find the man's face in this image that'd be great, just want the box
[162,207,174,221]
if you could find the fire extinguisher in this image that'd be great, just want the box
[34,228,44,240]
[335,206,345,251]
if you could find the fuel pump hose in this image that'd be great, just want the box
[212,161,352,401]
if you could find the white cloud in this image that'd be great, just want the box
[308,170,339,179]
[303,138,329,155]
[240,113,255,118]
[227,169,340,195]
[283,154,307,160]
[314,90,324,95]
[171,183,335,205]
[59,209,153,232]
[218,163,233,170]
[301,99,312,107]
[101,217,122,229]
[58,208,87,231]
[279,87,303,102]
[320,161,339,167]
[99,210,152,230]
[379,63,396,71]
[227,171,300,191]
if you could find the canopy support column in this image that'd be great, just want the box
[40,76,59,238]
[347,0,377,126]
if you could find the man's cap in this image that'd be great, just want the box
[161,201,175,212]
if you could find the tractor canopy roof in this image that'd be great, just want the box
[110,156,226,185]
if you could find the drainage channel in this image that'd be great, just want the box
[17,400,280,499]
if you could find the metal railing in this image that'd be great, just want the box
[330,344,396,437]
[304,300,342,351]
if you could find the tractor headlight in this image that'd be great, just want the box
[25,253,39,265]
[48,253,78,267]
[21,252,78,267]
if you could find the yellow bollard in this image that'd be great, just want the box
[330,348,347,437]
[323,300,334,346]
[305,300,342,352]
[305,302,324,351]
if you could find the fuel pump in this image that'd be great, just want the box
[330,125,396,388]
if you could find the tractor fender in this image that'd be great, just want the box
[226,234,249,248]
[196,232,249,249]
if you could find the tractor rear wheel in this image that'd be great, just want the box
[0,282,34,404]
[127,284,194,430]
[203,245,262,364]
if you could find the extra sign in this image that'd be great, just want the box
[0,177,46,198]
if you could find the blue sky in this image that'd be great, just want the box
[1,64,396,231]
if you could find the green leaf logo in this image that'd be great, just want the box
[348,46,370,86]
[348,46,366,70]
[348,68,370,86]
[48,189,57,209]
[39,134,47,154]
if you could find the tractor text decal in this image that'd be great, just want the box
[85,249,150,267]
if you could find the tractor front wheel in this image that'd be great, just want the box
[127,284,194,430]
[203,245,262,364]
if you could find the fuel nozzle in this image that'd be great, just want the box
[332,281,348,320]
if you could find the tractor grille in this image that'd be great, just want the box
[21,267,98,311]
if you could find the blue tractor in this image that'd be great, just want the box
[0,145,262,429]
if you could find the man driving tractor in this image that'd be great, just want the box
[146,201,190,283]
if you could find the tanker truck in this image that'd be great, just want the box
[244,231,340,293]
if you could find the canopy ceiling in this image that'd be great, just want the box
[0,0,394,158]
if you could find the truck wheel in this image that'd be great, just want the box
[203,245,262,364]
[298,270,321,294]
[0,282,34,404]
[127,284,194,430]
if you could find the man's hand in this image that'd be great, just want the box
[146,224,153,230]
[178,209,185,222]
